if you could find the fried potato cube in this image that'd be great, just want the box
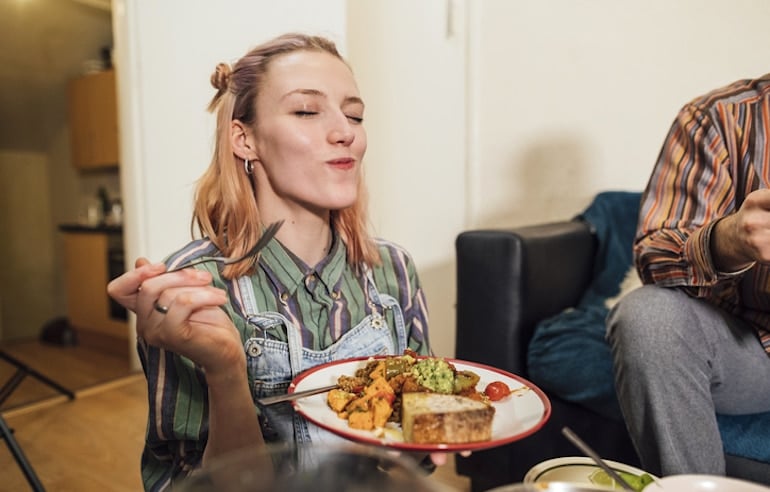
[345,395,371,413]
[348,409,374,430]
[364,376,392,397]
[368,361,387,380]
[388,373,407,393]
[327,389,356,413]
[401,375,423,393]
[372,397,393,428]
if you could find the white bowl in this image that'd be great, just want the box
[655,474,769,491]
[524,456,654,489]
[487,484,617,492]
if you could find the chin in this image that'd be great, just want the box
[326,190,358,209]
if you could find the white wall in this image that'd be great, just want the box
[468,0,770,228]
[347,0,467,358]
[0,151,57,340]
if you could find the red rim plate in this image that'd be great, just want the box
[289,355,552,453]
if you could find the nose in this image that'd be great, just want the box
[328,115,355,146]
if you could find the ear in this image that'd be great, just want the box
[231,119,258,161]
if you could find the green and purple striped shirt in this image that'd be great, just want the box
[137,234,431,490]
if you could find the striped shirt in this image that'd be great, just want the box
[137,233,431,490]
[636,73,770,356]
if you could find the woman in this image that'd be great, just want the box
[108,33,435,490]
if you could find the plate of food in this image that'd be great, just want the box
[289,354,551,452]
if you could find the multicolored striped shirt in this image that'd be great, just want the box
[636,73,770,356]
[137,234,431,490]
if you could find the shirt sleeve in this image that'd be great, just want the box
[635,100,744,299]
[137,341,208,491]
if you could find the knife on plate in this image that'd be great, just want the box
[256,384,339,406]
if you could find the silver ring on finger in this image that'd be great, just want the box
[153,300,169,315]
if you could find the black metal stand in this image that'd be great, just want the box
[0,414,45,491]
[0,349,76,492]
[0,350,75,406]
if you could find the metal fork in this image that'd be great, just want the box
[164,220,284,274]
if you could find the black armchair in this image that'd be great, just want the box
[452,220,641,492]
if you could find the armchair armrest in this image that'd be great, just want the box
[454,220,596,376]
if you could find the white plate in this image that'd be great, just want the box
[655,474,770,491]
[524,456,654,488]
[289,356,551,452]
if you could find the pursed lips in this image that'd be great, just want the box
[326,157,356,170]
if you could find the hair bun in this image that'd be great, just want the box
[210,62,232,91]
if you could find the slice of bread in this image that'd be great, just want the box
[401,392,495,444]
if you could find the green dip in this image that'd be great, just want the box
[411,358,455,394]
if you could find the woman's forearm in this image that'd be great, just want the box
[202,363,265,466]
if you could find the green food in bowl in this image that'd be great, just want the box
[589,470,655,491]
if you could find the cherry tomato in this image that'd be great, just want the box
[484,381,511,401]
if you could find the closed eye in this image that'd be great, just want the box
[347,115,363,124]
[294,111,318,117]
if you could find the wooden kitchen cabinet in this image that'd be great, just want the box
[61,228,128,356]
[67,69,119,169]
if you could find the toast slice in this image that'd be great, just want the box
[401,392,495,444]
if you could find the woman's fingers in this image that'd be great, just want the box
[429,453,448,466]
[148,285,228,322]
[428,450,472,466]
[142,299,241,372]
[107,258,166,312]
[138,276,224,321]
[133,257,152,269]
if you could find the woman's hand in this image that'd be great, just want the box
[429,451,472,467]
[107,257,216,312]
[106,257,165,312]
[108,257,242,375]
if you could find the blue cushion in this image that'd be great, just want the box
[526,191,770,463]
[527,191,641,421]
[718,412,770,462]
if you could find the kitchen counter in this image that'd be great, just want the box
[59,223,127,356]
[59,223,122,234]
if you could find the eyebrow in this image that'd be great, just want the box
[282,88,364,107]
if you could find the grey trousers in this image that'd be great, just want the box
[607,285,770,477]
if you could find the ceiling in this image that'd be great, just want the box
[0,0,113,152]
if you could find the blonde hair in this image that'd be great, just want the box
[193,33,379,279]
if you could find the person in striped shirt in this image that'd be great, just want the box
[107,33,439,490]
[607,75,770,477]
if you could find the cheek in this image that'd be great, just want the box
[355,132,368,157]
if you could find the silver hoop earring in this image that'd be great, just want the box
[244,158,254,175]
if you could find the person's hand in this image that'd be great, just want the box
[108,257,242,375]
[106,257,165,312]
[712,188,770,271]
[429,450,472,467]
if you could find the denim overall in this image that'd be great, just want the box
[237,269,408,448]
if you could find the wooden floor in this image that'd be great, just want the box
[0,340,471,491]
[0,338,135,411]
[2,374,147,491]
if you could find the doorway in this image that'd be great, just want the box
[0,0,134,412]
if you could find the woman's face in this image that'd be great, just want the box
[252,50,367,217]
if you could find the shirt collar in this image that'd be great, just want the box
[257,230,347,296]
